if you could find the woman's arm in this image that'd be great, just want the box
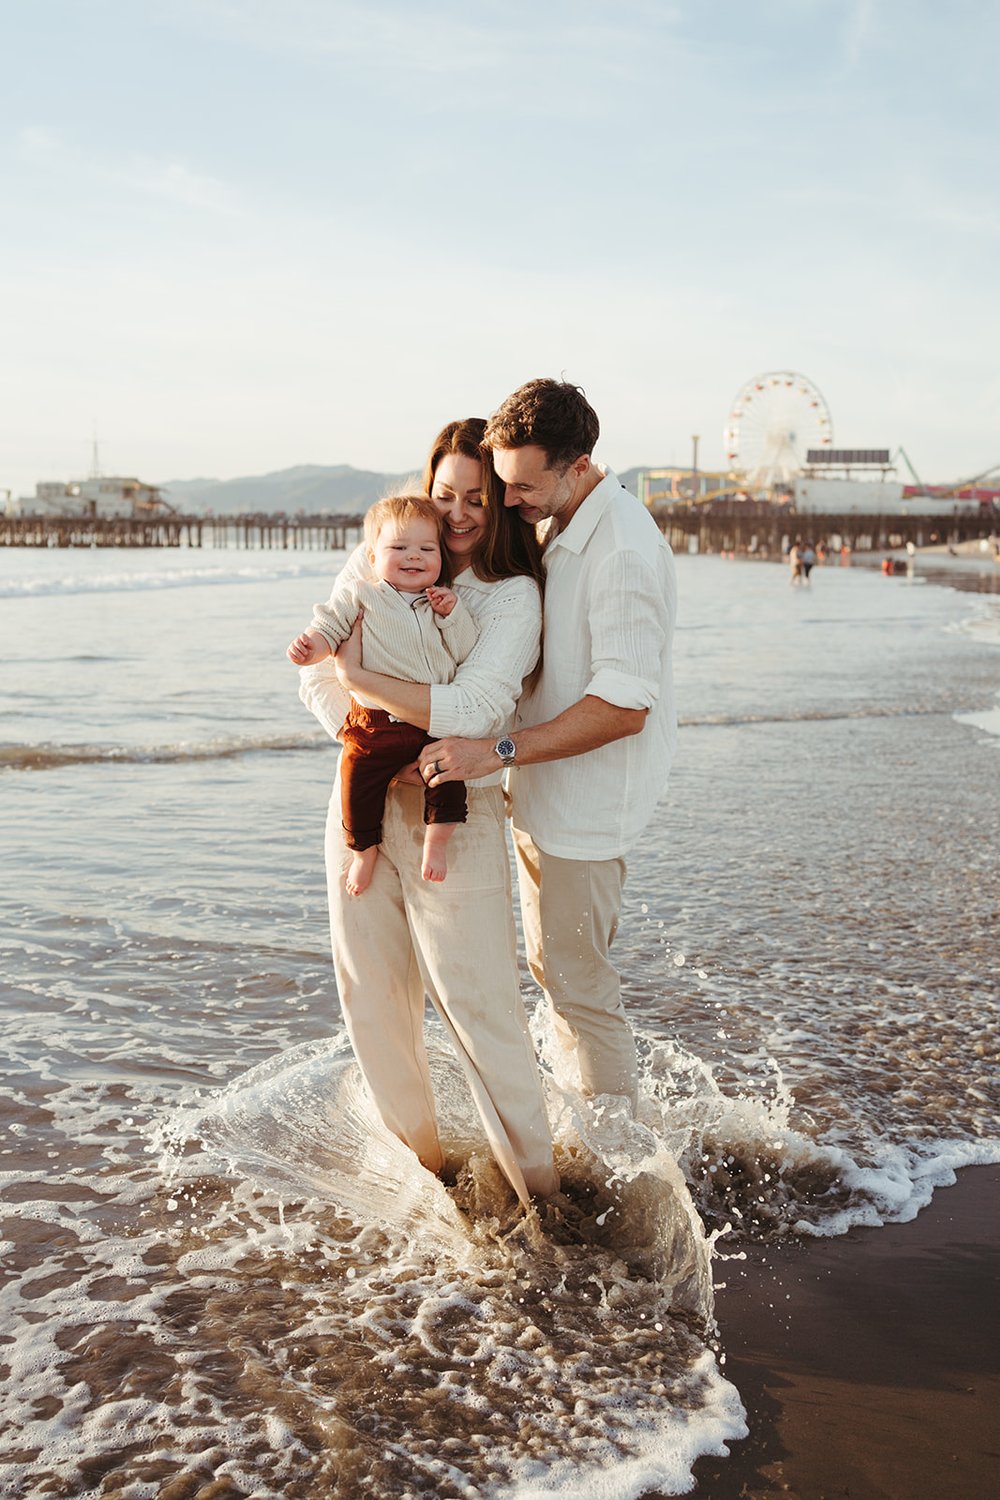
[334,621,433,728]
[298,659,351,741]
[429,575,541,737]
[297,544,373,740]
[335,574,542,739]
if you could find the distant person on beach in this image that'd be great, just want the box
[298,418,559,1205]
[419,380,678,1114]
[287,495,476,894]
[788,539,803,586]
[801,541,816,584]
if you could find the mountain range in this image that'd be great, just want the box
[159,462,647,516]
[158,464,417,516]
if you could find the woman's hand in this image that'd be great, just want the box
[334,612,364,688]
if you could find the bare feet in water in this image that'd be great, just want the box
[346,846,378,896]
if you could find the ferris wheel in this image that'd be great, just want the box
[724,371,833,489]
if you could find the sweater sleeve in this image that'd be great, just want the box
[298,660,350,742]
[310,575,366,652]
[434,595,479,668]
[428,574,542,739]
[297,544,373,738]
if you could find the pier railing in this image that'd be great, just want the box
[0,513,365,549]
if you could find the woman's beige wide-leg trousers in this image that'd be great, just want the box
[325,779,558,1204]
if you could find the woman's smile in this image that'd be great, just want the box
[430,452,488,561]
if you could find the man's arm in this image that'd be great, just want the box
[419,695,645,785]
[420,543,671,786]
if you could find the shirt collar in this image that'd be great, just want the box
[546,465,619,557]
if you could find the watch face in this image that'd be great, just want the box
[496,738,515,759]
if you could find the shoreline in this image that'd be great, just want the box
[700,543,1000,594]
[680,1162,1000,1499]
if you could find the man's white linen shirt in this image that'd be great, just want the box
[511,468,678,860]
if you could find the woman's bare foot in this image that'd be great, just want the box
[421,822,456,883]
[346,846,378,896]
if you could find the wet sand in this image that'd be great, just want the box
[683,1163,1000,1499]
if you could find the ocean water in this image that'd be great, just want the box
[1,544,998,1499]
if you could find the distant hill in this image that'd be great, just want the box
[157,461,654,517]
[158,464,417,516]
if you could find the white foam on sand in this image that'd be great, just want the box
[954,704,1000,740]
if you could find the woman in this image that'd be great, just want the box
[299,418,559,1204]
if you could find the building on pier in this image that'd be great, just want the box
[17,475,172,520]
[636,466,736,507]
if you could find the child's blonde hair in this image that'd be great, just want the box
[363,494,451,585]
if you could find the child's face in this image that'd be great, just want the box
[369,516,442,592]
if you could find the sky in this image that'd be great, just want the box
[2,0,998,497]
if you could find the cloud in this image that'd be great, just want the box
[122,160,240,213]
[14,124,241,216]
[189,0,687,99]
[844,0,877,57]
[15,125,62,156]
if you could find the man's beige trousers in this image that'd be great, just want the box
[512,824,638,1111]
[325,780,558,1204]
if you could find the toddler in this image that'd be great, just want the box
[288,495,477,895]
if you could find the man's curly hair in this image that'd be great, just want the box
[484,378,600,471]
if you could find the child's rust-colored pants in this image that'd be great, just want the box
[340,702,466,851]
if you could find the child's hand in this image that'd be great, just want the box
[390,761,424,787]
[425,585,457,618]
[287,629,331,665]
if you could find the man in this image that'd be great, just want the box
[420,378,677,1112]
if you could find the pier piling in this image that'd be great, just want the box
[0,514,364,549]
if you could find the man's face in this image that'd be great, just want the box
[492,445,583,526]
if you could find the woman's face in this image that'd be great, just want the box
[429,452,489,563]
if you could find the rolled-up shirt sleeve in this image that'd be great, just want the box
[428,575,542,739]
[435,595,480,667]
[585,549,673,710]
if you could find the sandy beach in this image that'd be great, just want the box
[686,1163,1000,1499]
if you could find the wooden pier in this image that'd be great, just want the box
[2,503,993,555]
[650,501,996,557]
[0,513,364,549]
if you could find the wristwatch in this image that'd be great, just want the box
[494,736,517,768]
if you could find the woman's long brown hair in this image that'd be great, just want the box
[422,418,545,589]
[423,417,545,687]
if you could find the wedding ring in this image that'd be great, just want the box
[433,760,441,776]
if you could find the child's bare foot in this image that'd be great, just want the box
[421,823,456,883]
[346,847,378,896]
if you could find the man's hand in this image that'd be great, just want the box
[419,736,498,785]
